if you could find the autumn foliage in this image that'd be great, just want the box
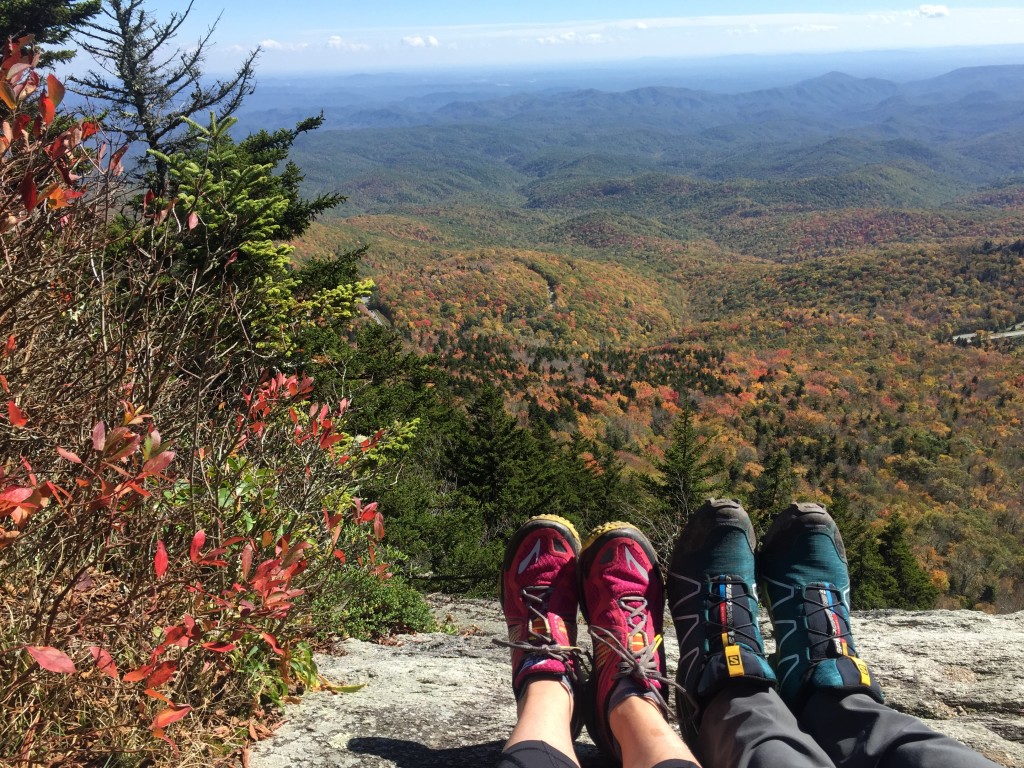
[0,43,399,763]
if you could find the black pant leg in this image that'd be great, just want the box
[798,691,1004,768]
[695,684,835,768]
[496,740,578,768]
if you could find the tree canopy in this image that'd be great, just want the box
[70,0,258,187]
[0,0,100,66]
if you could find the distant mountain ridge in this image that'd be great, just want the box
[322,65,1024,137]
[289,63,1024,217]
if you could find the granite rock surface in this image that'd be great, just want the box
[250,596,1024,768]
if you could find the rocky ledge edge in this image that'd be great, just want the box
[251,597,1024,768]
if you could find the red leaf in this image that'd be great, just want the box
[189,530,206,563]
[46,74,64,108]
[0,486,33,505]
[261,632,284,656]
[152,727,179,755]
[240,542,254,581]
[92,421,105,451]
[142,450,175,476]
[154,540,168,578]
[145,660,176,688]
[373,513,385,541]
[162,625,189,648]
[56,446,81,464]
[187,211,199,230]
[81,121,99,139]
[26,646,75,674]
[19,172,36,211]
[89,646,118,679]
[7,401,27,428]
[333,549,346,564]
[110,145,127,176]
[124,480,151,498]
[143,189,154,212]
[39,96,54,126]
[144,688,174,704]
[320,433,343,450]
[104,427,140,461]
[201,641,236,653]
[123,663,155,682]
[151,704,191,730]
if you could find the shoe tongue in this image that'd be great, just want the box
[608,677,663,713]
[513,663,573,698]
[709,576,756,648]
[803,584,851,658]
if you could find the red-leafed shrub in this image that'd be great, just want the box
[0,41,407,764]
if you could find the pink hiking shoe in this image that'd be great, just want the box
[579,522,673,760]
[499,515,584,713]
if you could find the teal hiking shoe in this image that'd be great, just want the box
[758,502,883,711]
[668,499,776,745]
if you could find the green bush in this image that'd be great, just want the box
[312,557,436,640]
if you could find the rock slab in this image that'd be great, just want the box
[251,598,1024,768]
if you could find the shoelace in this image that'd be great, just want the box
[494,584,584,684]
[589,596,683,716]
[803,585,851,658]
[706,576,760,651]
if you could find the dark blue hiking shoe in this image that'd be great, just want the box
[758,502,883,712]
[668,499,776,744]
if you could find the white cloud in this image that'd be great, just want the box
[537,30,610,45]
[236,8,1024,72]
[787,24,838,33]
[402,34,440,48]
[326,35,370,51]
[727,25,760,37]
[260,39,309,52]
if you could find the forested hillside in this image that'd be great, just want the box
[290,65,1024,612]
[2,5,1023,761]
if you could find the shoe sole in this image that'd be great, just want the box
[578,521,661,623]
[500,515,582,602]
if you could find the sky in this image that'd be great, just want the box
[80,2,1024,73]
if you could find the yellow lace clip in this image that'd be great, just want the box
[851,655,871,686]
[723,635,744,677]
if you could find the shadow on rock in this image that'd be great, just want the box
[349,737,610,767]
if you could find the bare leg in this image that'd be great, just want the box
[504,679,579,767]
[611,696,701,768]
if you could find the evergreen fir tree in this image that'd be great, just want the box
[642,404,726,558]
[829,493,896,609]
[749,450,795,536]
[0,0,100,66]
[70,0,258,189]
[878,512,939,609]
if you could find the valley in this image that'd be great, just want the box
[286,63,1024,611]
